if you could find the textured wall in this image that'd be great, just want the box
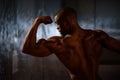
[0,0,120,80]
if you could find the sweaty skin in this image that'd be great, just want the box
[22,7,120,80]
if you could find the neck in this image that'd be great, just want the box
[73,25,86,38]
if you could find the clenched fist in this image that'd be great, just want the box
[35,16,53,24]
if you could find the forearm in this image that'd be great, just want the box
[22,18,41,51]
[21,16,53,56]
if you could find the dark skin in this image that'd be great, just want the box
[22,8,120,80]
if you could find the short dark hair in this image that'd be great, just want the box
[55,7,77,23]
[55,7,78,36]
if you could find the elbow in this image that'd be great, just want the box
[21,48,32,55]
[22,48,27,53]
[21,45,29,54]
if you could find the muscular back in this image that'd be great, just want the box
[46,30,105,80]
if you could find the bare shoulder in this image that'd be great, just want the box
[48,36,62,40]
[93,30,109,39]
[93,30,120,53]
[46,36,66,53]
[94,30,107,34]
[47,35,74,47]
[47,36,63,42]
[47,35,72,43]
[36,36,62,46]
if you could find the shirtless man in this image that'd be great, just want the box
[22,7,120,80]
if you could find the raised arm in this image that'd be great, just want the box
[21,16,53,57]
[100,30,120,53]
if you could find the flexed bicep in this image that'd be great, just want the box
[21,16,53,57]
[22,39,52,57]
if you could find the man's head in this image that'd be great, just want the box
[55,7,78,37]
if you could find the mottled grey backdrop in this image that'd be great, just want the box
[0,0,120,80]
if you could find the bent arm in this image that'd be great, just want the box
[100,31,120,53]
[21,16,53,57]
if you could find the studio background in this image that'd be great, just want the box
[0,0,120,80]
